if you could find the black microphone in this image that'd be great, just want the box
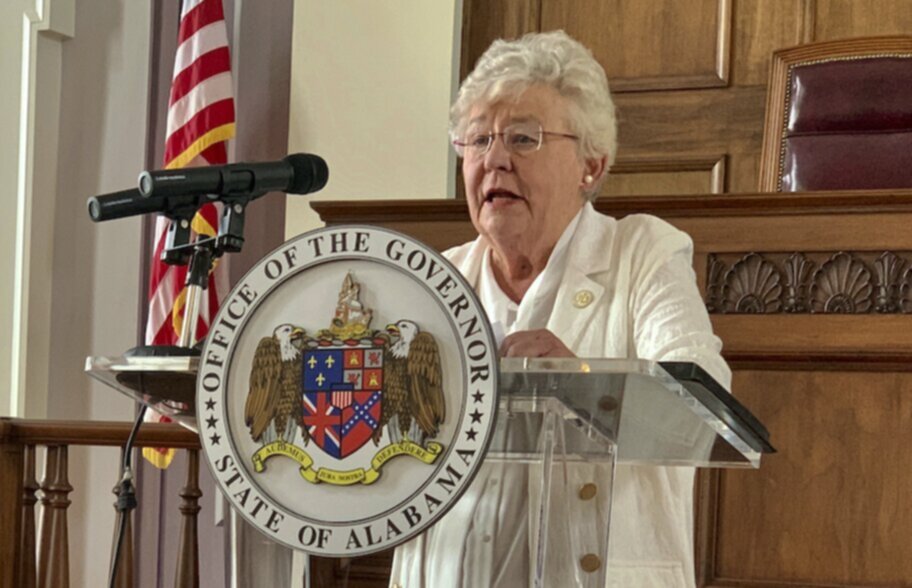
[87,153,329,222]
[87,189,205,222]
[137,153,328,199]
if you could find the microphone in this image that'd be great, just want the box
[87,153,329,222]
[137,153,328,199]
[87,189,205,222]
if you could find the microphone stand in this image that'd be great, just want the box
[108,193,256,587]
[126,192,252,357]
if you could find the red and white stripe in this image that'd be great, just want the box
[144,0,236,469]
[332,390,354,409]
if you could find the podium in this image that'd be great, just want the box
[474,357,771,587]
[87,355,773,587]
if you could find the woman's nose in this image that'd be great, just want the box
[483,135,513,171]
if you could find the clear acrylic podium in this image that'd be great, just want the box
[86,355,773,588]
[472,357,771,588]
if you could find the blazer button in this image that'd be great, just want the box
[578,483,597,500]
[580,553,601,573]
[573,290,594,308]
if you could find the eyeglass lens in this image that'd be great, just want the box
[461,122,542,156]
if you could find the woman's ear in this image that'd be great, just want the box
[581,155,608,188]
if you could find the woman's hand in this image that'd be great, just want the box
[499,329,576,358]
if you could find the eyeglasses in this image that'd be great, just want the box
[453,122,578,158]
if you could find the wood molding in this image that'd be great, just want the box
[724,351,912,372]
[0,419,200,449]
[612,155,727,175]
[704,581,894,587]
[609,154,727,194]
[694,470,720,587]
[610,73,729,93]
[800,0,817,44]
[716,0,732,88]
[311,189,912,225]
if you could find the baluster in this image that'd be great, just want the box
[174,449,201,588]
[36,446,57,588]
[38,445,72,588]
[109,449,134,588]
[0,421,24,588]
[19,445,38,588]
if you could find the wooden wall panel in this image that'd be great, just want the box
[459,0,539,80]
[715,370,912,585]
[729,0,812,86]
[603,155,725,196]
[815,0,912,40]
[541,0,731,91]
[614,87,767,154]
[614,86,766,193]
[602,169,714,196]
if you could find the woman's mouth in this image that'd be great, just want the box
[484,189,524,205]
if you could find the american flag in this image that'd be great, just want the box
[143,0,236,469]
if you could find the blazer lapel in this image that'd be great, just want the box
[546,204,616,354]
[546,268,606,353]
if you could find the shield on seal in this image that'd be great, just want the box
[302,345,384,458]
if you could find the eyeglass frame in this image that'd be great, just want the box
[452,122,579,158]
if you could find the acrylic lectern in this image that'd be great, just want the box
[87,355,773,588]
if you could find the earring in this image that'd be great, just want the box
[584,174,594,184]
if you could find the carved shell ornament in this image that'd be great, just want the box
[705,251,912,315]
[810,252,873,313]
[723,253,783,313]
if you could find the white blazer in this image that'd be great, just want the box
[390,204,731,588]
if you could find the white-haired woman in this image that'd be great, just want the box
[390,30,730,588]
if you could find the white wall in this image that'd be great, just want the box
[50,2,150,584]
[0,1,151,586]
[286,0,463,237]
[0,0,75,418]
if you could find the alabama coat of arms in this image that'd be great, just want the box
[245,273,446,485]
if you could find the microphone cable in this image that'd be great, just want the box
[108,403,147,588]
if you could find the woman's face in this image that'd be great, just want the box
[461,84,592,256]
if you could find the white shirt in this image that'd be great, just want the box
[478,205,584,340]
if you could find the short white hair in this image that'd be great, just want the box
[450,30,617,178]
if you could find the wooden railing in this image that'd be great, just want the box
[0,418,201,588]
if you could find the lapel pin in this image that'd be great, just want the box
[573,290,594,308]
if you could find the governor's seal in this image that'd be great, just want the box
[197,225,498,556]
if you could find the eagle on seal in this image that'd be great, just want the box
[375,320,445,445]
[245,324,308,445]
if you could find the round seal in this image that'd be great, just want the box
[197,225,498,556]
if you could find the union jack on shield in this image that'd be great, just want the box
[301,346,383,458]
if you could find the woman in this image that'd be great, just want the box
[391,30,730,588]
